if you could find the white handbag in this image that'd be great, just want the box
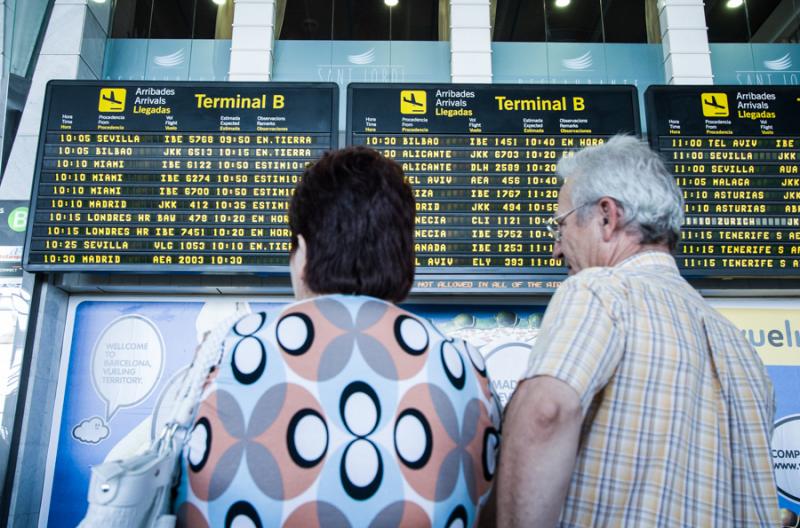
[78,314,241,528]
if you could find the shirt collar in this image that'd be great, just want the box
[616,250,679,273]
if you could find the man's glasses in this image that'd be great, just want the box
[546,202,593,242]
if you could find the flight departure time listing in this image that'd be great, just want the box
[24,81,338,272]
[646,86,800,276]
[347,84,640,277]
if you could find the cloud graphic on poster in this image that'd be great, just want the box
[562,51,593,71]
[764,53,792,71]
[73,417,110,444]
[153,49,185,68]
[348,48,376,65]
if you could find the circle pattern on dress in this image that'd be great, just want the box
[188,417,211,472]
[225,501,262,528]
[343,390,379,437]
[394,409,432,469]
[287,408,328,469]
[340,381,381,437]
[234,313,266,336]
[394,315,429,356]
[341,438,383,500]
[441,341,466,390]
[231,336,266,385]
[446,505,468,528]
[276,313,314,355]
[179,298,500,528]
[465,341,487,376]
[483,428,499,481]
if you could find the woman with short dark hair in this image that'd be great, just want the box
[175,147,500,527]
[288,146,415,302]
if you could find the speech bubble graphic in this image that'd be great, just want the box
[91,314,165,421]
[773,415,800,503]
[72,416,110,444]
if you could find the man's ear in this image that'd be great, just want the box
[598,197,622,241]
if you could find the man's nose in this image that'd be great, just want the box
[551,240,563,259]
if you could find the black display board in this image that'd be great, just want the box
[24,81,338,273]
[646,85,800,277]
[347,83,640,290]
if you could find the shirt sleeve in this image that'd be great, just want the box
[524,276,624,413]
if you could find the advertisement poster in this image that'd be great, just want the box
[710,299,800,525]
[0,200,29,493]
[0,201,27,278]
[41,296,545,526]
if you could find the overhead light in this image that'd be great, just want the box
[212,0,226,5]
[726,0,744,7]
[555,0,571,7]
[91,0,107,3]
[385,0,398,6]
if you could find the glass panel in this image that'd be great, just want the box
[492,42,549,78]
[706,0,751,43]
[9,0,54,76]
[547,42,606,80]
[273,40,449,128]
[751,43,800,83]
[281,0,438,41]
[111,0,154,39]
[545,0,603,43]
[749,0,799,43]
[193,0,219,38]
[189,39,232,80]
[102,39,149,80]
[711,42,800,85]
[744,0,782,39]
[493,0,547,42]
[280,0,333,40]
[333,0,390,40]
[601,0,646,43]
[387,0,438,41]
[145,39,192,79]
[149,0,194,39]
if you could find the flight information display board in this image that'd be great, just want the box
[646,85,800,277]
[24,81,338,272]
[347,83,640,288]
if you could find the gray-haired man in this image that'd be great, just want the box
[493,136,777,527]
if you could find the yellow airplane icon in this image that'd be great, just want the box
[701,92,728,117]
[98,88,126,112]
[400,90,426,114]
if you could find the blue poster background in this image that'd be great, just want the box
[768,365,800,513]
[47,298,794,525]
[50,300,205,525]
[46,298,544,526]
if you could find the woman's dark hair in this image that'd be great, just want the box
[288,146,416,302]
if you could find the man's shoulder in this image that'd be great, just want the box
[561,266,629,297]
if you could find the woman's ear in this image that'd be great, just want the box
[290,235,312,300]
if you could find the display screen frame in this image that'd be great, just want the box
[346,82,642,288]
[23,80,339,274]
[645,84,800,279]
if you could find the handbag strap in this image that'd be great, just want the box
[163,308,249,433]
